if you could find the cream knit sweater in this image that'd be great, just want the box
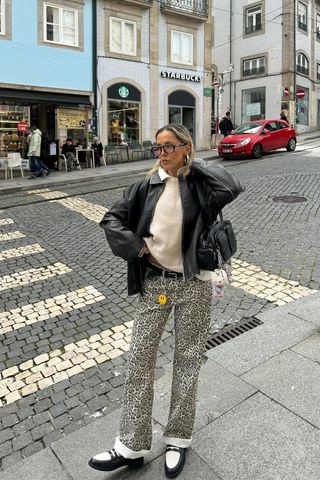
[144,168,183,272]
[144,167,212,281]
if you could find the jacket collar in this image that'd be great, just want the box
[150,169,166,185]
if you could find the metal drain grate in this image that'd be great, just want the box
[205,316,263,350]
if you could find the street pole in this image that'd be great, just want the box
[212,64,234,149]
[213,76,223,149]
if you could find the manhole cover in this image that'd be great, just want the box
[272,195,307,203]
[206,316,263,350]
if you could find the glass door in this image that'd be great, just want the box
[169,105,195,142]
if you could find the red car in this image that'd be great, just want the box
[218,119,297,159]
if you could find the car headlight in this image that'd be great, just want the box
[238,138,251,146]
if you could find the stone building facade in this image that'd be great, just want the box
[97,0,213,150]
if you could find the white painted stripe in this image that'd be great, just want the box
[0,219,14,226]
[55,197,108,223]
[0,231,25,242]
[0,262,72,292]
[231,259,317,305]
[0,321,133,405]
[27,189,108,223]
[0,286,106,335]
[0,244,45,261]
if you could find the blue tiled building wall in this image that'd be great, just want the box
[0,0,93,92]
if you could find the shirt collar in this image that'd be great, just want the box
[158,166,172,181]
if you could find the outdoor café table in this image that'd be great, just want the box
[76,148,95,168]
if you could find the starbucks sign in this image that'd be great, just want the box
[118,85,129,98]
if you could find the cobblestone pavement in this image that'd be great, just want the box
[0,146,320,470]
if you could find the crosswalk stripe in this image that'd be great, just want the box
[0,262,72,292]
[27,189,108,223]
[0,231,25,242]
[0,321,133,405]
[0,244,45,261]
[0,286,106,335]
[231,259,317,305]
[0,219,14,226]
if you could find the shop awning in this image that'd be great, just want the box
[0,88,92,106]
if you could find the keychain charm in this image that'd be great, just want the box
[158,294,167,305]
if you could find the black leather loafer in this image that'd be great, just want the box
[88,448,144,471]
[164,445,187,478]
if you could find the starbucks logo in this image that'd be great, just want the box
[118,86,129,98]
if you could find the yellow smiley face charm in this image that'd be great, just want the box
[158,294,167,305]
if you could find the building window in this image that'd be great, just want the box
[245,5,262,34]
[298,2,307,31]
[317,14,320,39]
[317,63,320,81]
[296,52,309,75]
[241,86,265,123]
[110,18,136,56]
[171,30,193,65]
[243,57,265,76]
[44,3,78,46]
[296,85,308,125]
[0,0,5,35]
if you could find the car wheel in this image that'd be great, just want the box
[252,143,263,159]
[286,138,296,151]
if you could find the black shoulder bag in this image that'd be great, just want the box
[196,185,237,271]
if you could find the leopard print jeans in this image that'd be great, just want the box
[116,275,212,457]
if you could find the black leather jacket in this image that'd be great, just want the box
[100,160,244,295]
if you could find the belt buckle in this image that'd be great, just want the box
[167,271,179,279]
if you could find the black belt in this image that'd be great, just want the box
[145,262,184,279]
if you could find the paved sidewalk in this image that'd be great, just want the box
[2,292,320,480]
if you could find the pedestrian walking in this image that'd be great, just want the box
[90,123,243,478]
[280,111,288,123]
[27,125,49,178]
[219,111,234,137]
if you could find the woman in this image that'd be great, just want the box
[89,124,243,478]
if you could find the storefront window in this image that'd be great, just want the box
[57,108,89,147]
[107,83,141,145]
[241,86,265,123]
[296,86,309,125]
[0,104,30,157]
[108,100,140,145]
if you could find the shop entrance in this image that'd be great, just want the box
[168,90,195,142]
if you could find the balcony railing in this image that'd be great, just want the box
[160,0,208,19]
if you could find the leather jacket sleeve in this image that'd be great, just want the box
[191,160,244,223]
[100,184,145,262]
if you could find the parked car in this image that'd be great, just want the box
[218,119,297,159]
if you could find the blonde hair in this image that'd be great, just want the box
[148,123,194,177]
